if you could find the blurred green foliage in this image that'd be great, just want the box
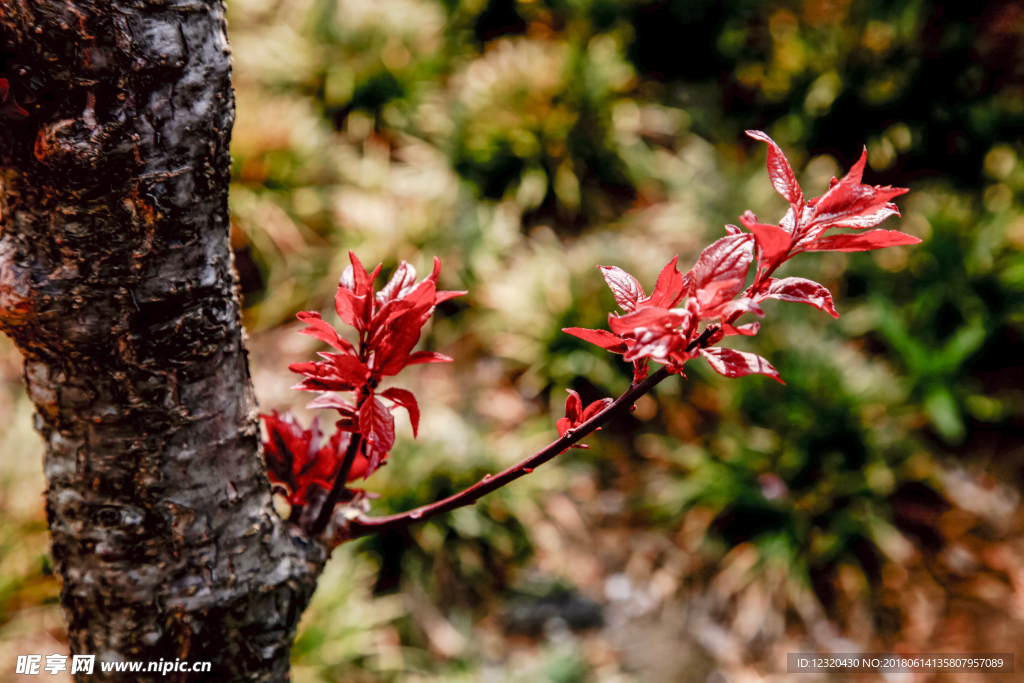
[221,0,1024,678]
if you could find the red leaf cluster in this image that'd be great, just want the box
[262,411,370,506]
[556,390,613,449]
[287,252,464,476]
[565,131,918,385]
[265,252,463,519]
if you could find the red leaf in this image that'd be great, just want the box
[694,278,745,319]
[746,130,804,210]
[375,281,437,376]
[296,311,356,353]
[346,250,373,296]
[368,298,416,342]
[802,230,921,253]
[315,352,372,382]
[623,326,687,363]
[305,393,358,415]
[261,412,345,506]
[645,256,687,309]
[700,347,784,384]
[744,221,793,270]
[758,277,839,318]
[435,290,468,304]
[359,396,396,477]
[404,350,454,366]
[599,266,645,312]
[289,353,370,392]
[687,234,754,294]
[608,307,690,336]
[424,256,443,285]
[802,147,909,236]
[376,261,419,305]
[582,397,614,421]
[564,389,584,424]
[335,286,368,330]
[717,297,764,321]
[381,387,420,437]
[562,327,629,354]
[722,322,760,336]
[557,392,613,448]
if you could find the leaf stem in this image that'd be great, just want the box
[337,366,671,541]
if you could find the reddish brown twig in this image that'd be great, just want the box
[335,366,671,541]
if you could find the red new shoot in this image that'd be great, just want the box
[263,252,464,534]
[265,131,918,542]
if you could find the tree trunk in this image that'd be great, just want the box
[0,2,326,680]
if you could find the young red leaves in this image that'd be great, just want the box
[744,130,917,266]
[262,412,369,506]
[556,390,614,449]
[567,231,773,379]
[286,251,465,481]
[565,132,916,388]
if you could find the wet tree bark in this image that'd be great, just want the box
[0,2,326,681]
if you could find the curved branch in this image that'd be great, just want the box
[336,366,671,541]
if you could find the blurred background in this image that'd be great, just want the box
[3,0,1024,681]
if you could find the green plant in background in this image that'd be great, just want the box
[211,0,1024,677]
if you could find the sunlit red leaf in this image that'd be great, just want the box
[758,277,839,318]
[608,307,689,336]
[582,397,614,421]
[746,130,804,210]
[599,266,645,312]
[335,287,368,330]
[717,297,764,321]
[743,220,793,270]
[623,325,687,363]
[802,229,921,253]
[564,389,584,424]
[375,281,437,376]
[802,147,908,236]
[359,396,396,477]
[376,261,419,305]
[722,322,761,336]
[687,234,754,294]
[296,311,356,354]
[700,347,784,384]
[645,256,687,309]
[435,290,468,304]
[305,393,358,415]
[563,327,629,354]
[404,350,454,366]
[381,387,420,437]
[694,278,745,319]
[557,390,613,449]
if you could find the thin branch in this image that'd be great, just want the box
[337,366,671,541]
[312,433,364,534]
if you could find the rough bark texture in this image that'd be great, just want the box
[0,2,325,680]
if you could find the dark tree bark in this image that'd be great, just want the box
[0,3,686,680]
[0,2,327,680]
